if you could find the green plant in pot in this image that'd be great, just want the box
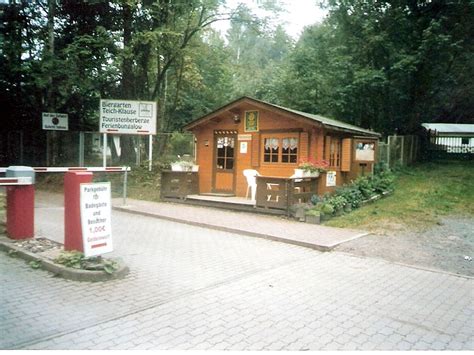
[320,203,334,221]
[305,209,321,224]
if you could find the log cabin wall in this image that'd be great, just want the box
[193,102,323,197]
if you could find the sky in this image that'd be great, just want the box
[212,0,328,40]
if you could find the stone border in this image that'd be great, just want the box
[0,236,129,282]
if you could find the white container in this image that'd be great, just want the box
[171,163,183,171]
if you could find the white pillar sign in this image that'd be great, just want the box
[80,182,113,257]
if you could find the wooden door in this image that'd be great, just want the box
[213,134,236,193]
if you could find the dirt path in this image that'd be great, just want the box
[335,215,474,277]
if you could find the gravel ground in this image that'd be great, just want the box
[336,215,474,277]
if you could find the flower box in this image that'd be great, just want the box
[293,169,320,178]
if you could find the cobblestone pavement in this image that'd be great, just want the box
[0,195,472,350]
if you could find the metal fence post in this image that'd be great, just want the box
[387,136,392,168]
[79,131,85,167]
[122,168,128,206]
[400,135,405,166]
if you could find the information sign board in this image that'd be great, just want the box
[100,99,157,135]
[42,112,68,131]
[355,141,375,161]
[80,182,113,257]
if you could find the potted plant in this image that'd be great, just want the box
[305,209,321,224]
[295,159,329,177]
[320,203,334,221]
[171,160,198,172]
[289,202,311,221]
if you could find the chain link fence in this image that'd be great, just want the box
[0,130,195,168]
[377,135,419,168]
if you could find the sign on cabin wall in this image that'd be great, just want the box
[240,142,248,154]
[326,171,337,187]
[244,111,259,132]
[238,134,252,141]
[355,141,375,161]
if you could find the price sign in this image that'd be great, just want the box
[80,182,113,257]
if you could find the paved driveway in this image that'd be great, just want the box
[0,194,472,350]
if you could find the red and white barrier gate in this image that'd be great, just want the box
[0,166,131,173]
[0,166,130,205]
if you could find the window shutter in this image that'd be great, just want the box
[251,133,260,167]
[341,138,352,172]
[300,132,309,161]
[324,136,331,161]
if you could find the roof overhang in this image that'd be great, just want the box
[184,96,381,138]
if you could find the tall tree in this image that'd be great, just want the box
[267,0,474,135]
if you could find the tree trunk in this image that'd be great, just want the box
[119,1,137,164]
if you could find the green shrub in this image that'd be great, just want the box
[327,195,348,211]
[354,176,376,199]
[371,170,395,193]
[305,209,321,217]
[54,251,119,274]
[321,203,334,215]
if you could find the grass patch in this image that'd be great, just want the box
[325,160,474,232]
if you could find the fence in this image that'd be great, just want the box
[377,135,419,168]
[425,131,474,160]
[0,130,195,168]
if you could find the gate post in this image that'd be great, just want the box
[5,166,35,240]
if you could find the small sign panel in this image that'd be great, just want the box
[326,171,337,187]
[238,134,252,141]
[80,182,113,257]
[244,111,259,132]
[100,99,157,135]
[240,141,248,154]
[355,142,375,161]
[42,112,68,131]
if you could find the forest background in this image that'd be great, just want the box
[1,0,473,163]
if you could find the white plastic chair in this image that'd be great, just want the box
[243,169,260,201]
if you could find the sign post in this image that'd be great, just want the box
[80,182,113,257]
[99,99,157,171]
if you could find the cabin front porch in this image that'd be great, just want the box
[160,170,318,216]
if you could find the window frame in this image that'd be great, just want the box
[261,133,300,166]
[327,136,342,168]
[215,135,236,171]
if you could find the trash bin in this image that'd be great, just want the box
[5,166,35,239]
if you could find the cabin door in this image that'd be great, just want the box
[213,134,236,194]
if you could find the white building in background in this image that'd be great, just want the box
[422,123,474,153]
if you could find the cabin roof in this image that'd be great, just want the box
[184,96,381,137]
[422,123,474,134]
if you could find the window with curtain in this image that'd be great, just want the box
[216,136,235,170]
[262,134,299,164]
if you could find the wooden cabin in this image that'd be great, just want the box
[183,97,380,202]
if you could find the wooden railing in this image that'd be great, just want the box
[255,176,319,215]
[160,171,199,200]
